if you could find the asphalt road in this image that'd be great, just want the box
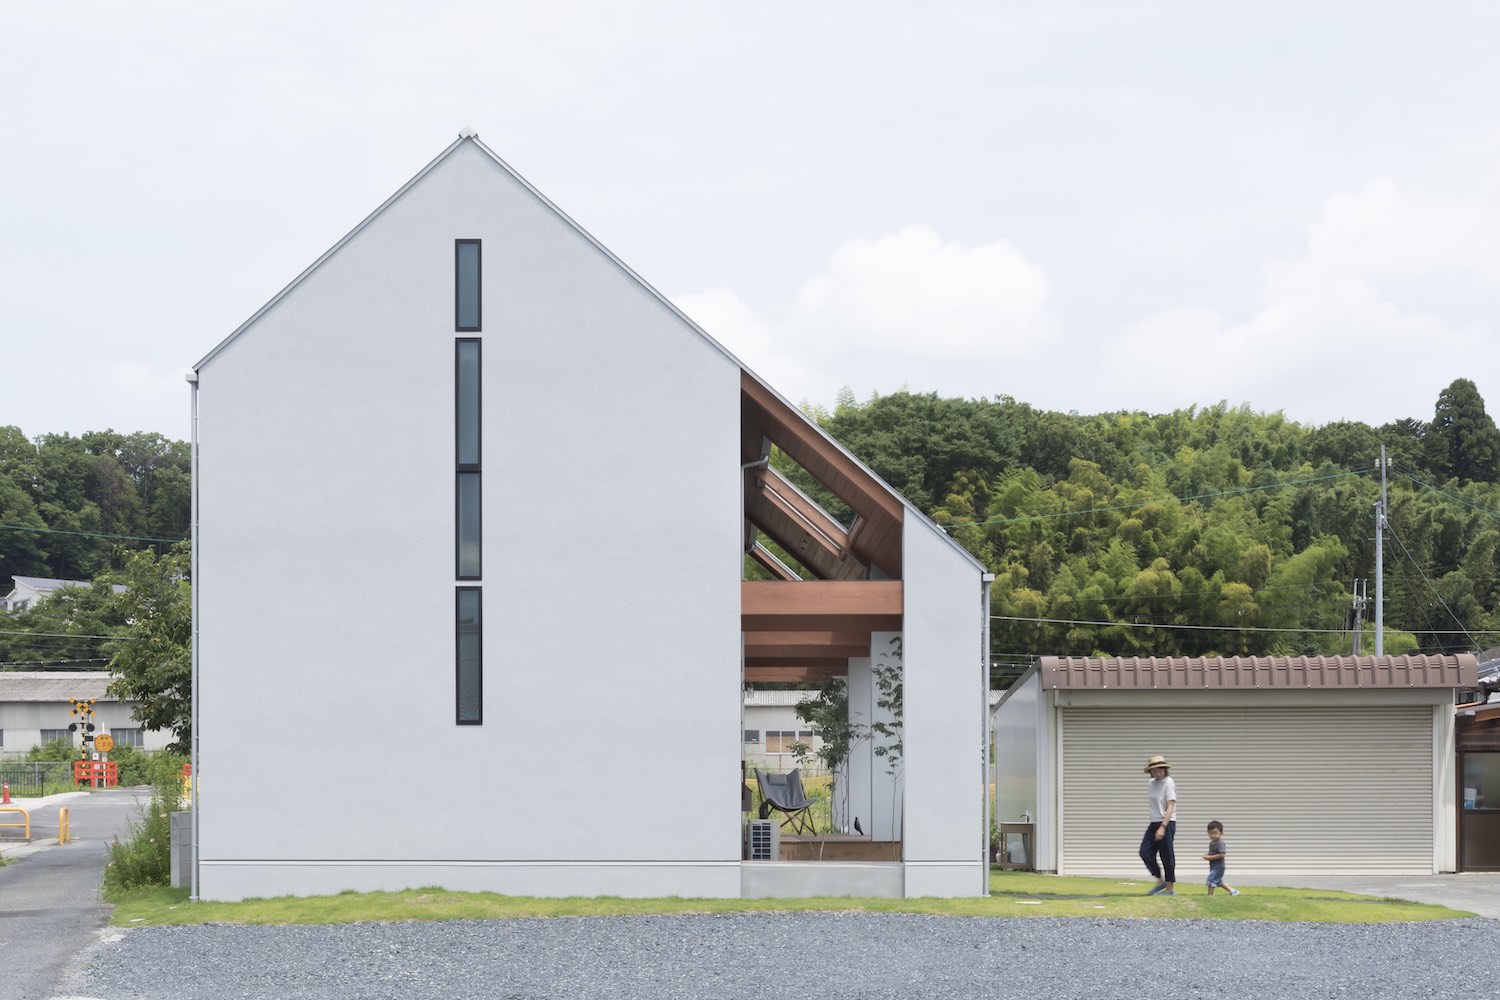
[0,788,147,1000]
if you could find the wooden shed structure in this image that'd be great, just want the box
[994,654,1478,876]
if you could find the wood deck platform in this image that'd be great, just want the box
[779,834,901,862]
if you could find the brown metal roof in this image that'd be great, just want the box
[1038,654,1479,690]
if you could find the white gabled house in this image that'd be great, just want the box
[4,576,126,613]
[190,133,992,902]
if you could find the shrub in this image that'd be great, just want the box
[101,769,181,896]
[108,747,188,788]
[25,740,79,763]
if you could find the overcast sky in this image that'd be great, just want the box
[4,2,1498,443]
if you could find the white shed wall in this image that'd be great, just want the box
[992,671,1041,827]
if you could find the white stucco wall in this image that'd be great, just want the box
[898,518,988,897]
[195,141,743,899]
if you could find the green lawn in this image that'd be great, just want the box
[106,870,1470,927]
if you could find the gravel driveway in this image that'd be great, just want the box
[61,913,1497,1000]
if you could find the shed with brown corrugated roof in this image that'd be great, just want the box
[993,654,1477,878]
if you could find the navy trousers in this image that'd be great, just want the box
[1139,820,1176,882]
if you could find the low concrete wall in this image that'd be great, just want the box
[741,861,904,898]
[169,812,192,888]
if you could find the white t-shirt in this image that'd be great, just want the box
[1148,776,1176,822]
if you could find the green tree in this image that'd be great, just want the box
[107,544,192,752]
[0,576,127,665]
[1426,378,1500,483]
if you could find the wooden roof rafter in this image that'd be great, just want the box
[740,373,903,579]
[744,464,866,581]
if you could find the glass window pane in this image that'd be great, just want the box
[457,588,482,724]
[456,340,480,468]
[1463,753,1500,810]
[457,472,481,578]
[456,240,481,331]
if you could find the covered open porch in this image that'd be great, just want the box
[737,374,909,894]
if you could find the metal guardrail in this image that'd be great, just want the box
[0,768,46,798]
[0,806,30,841]
[0,762,74,797]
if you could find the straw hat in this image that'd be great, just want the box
[1143,755,1172,774]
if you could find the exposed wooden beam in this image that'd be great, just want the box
[748,543,802,582]
[751,465,850,562]
[744,663,849,683]
[741,374,904,523]
[746,656,850,669]
[742,580,902,632]
[744,631,871,658]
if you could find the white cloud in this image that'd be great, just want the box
[1265,178,1500,298]
[793,226,1056,357]
[678,182,1500,427]
[1098,179,1500,425]
[676,226,1061,406]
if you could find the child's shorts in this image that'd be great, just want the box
[1206,863,1227,888]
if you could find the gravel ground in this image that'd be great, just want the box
[60,914,1498,1000]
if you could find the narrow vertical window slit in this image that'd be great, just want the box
[456,588,482,724]
[456,240,481,331]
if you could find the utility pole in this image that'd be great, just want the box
[1374,444,1388,657]
[1351,579,1367,656]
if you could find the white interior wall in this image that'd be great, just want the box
[846,655,874,839]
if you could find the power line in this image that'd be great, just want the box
[0,629,140,641]
[1384,520,1483,651]
[0,520,186,544]
[1392,466,1500,524]
[989,613,1498,636]
[0,658,111,668]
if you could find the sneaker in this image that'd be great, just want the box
[1146,883,1168,895]
[1229,889,1240,896]
[1160,889,1176,895]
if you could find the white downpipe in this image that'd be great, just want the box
[187,372,201,901]
[981,573,994,894]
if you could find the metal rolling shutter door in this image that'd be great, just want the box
[1060,705,1434,875]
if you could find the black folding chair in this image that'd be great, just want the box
[755,767,817,835]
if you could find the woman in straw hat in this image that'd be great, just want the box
[1140,755,1177,895]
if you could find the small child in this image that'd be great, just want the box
[1202,821,1240,896]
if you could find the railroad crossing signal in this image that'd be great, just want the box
[68,698,98,752]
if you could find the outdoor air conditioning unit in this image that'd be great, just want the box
[746,818,780,861]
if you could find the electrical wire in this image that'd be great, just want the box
[0,520,186,544]
[1392,466,1500,524]
[988,613,1498,636]
[1384,520,1484,653]
[0,629,139,641]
